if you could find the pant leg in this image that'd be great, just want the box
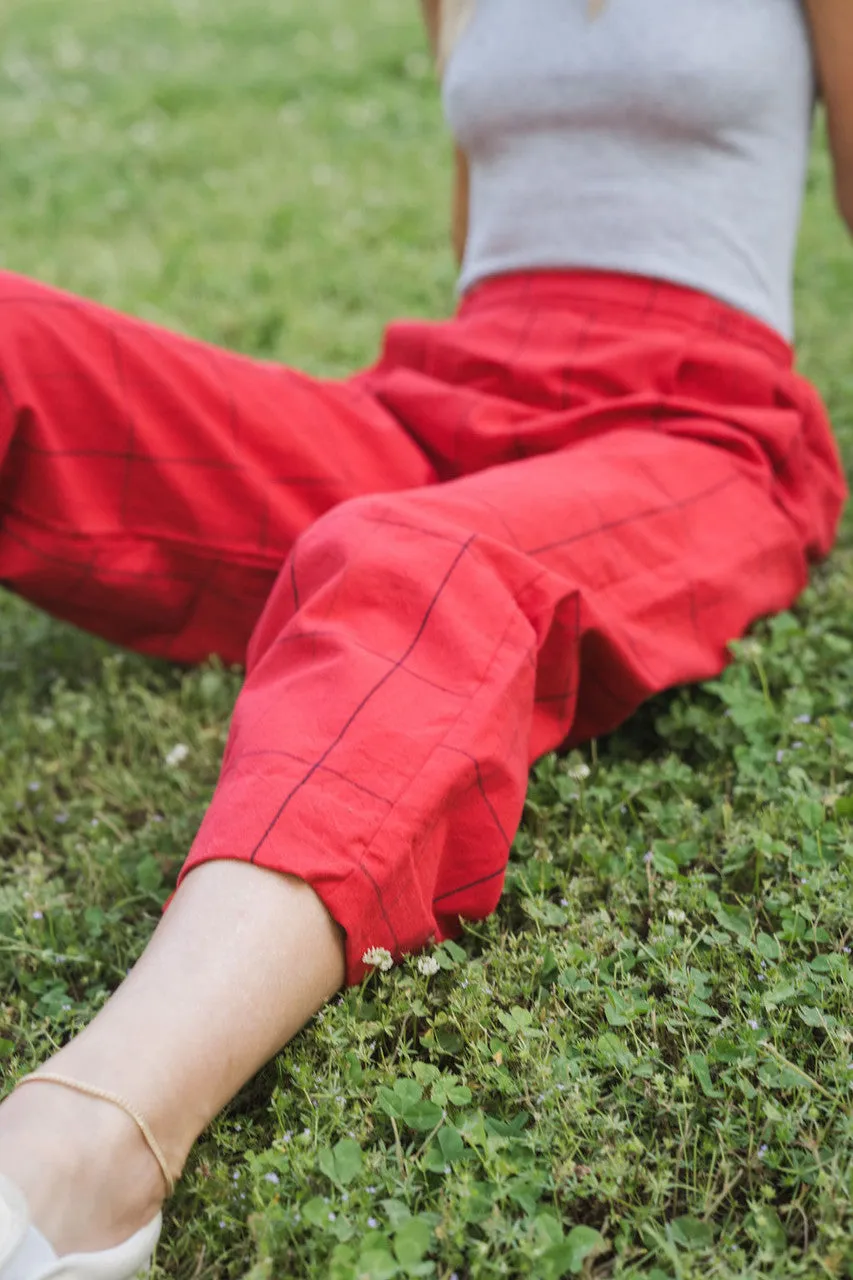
[0,271,435,664]
[177,416,837,985]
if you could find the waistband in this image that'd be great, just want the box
[458,270,794,368]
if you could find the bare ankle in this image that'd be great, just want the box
[0,1082,166,1255]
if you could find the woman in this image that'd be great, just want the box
[0,1,850,1276]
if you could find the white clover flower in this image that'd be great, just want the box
[362,946,394,972]
[566,763,591,782]
[165,743,189,767]
[417,954,440,977]
[667,909,687,924]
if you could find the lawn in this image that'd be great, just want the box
[2,1,853,1277]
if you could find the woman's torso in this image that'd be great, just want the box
[442,0,815,338]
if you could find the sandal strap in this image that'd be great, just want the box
[14,1074,176,1198]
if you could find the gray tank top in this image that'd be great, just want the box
[442,0,815,338]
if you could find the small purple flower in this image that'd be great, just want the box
[328,1212,336,1222]
[367,1217,379,1229]
[32,911,43,920]
[27,781,40,792]
[758,1144,768,1157]
[55,811,68,824]
[748,1019,759,1030]
[792,741,804,750]
[794,714,812,725]
[644,850,654,864]
[264,1172,280,1185]
[776,750,785,764]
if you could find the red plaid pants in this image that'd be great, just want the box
[0,269,845,983]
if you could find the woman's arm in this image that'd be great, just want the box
[420,0,440,58]
[420,0,470,264]
[452,145,470,266]
[805,0,853,234]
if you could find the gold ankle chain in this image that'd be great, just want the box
[15,1073,176,1197]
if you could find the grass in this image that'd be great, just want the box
[2,1,853,1277]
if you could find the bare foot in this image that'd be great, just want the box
[0,1082,165,1256]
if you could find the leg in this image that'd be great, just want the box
[2,416,835,1259]
[0,271,434,663]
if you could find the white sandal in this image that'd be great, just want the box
[0,1178,162,1280]
[0,1073,175,1280]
